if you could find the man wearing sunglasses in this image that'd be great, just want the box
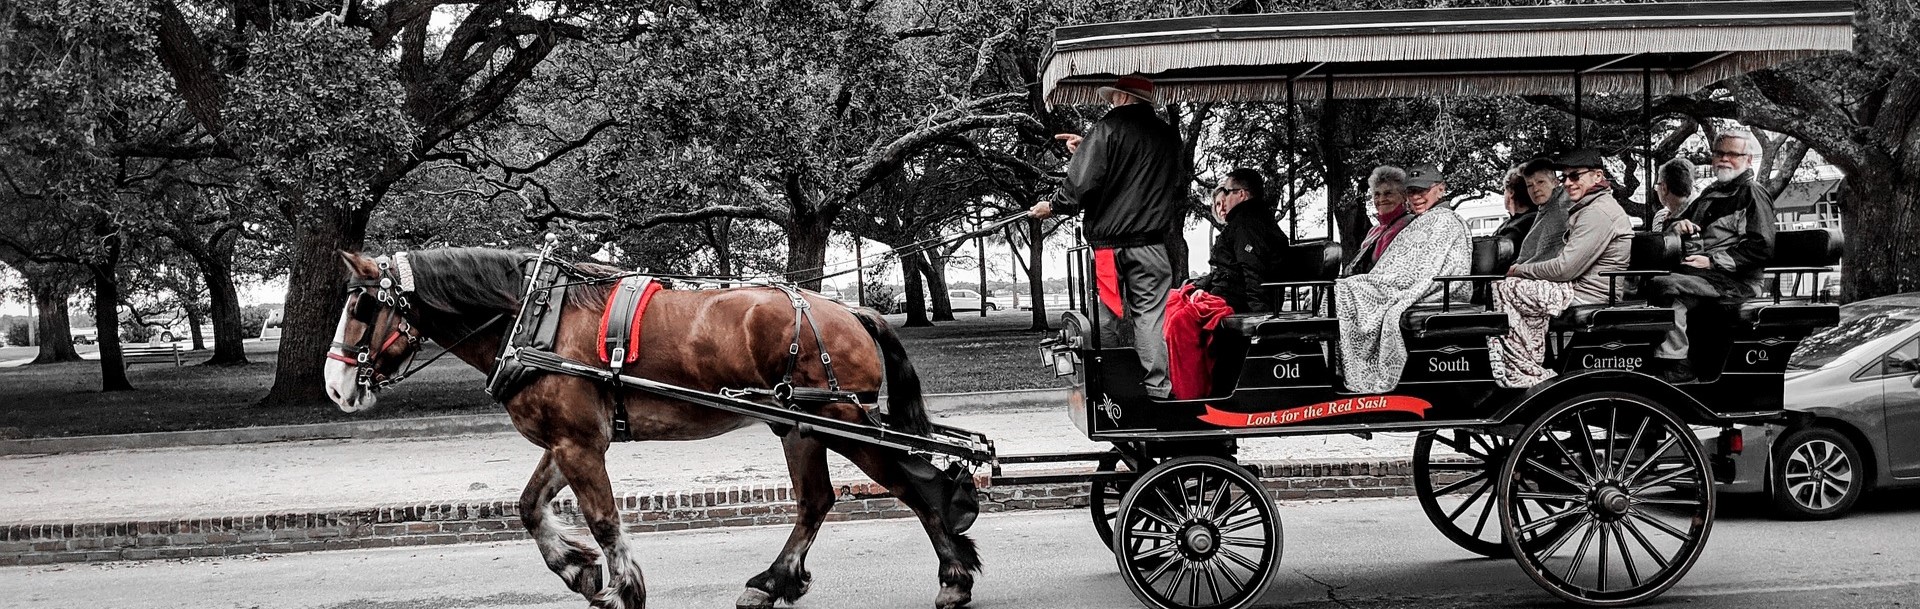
[1644,129,1777,383]
[1489,150,1632,387]
[1192,168,1290,313]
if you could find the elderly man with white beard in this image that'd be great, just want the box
[1644,129,1778,384]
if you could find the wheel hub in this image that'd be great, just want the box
[1179,523,1219,560]
[1593,485,1632,519]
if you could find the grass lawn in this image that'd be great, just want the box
[0,311,1060,438]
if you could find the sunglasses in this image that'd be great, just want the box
[1559,169,1596,183]
[1213,186,1246,196]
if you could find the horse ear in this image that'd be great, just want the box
[338,250,377,278]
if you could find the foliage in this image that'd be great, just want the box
[5,319,28,347]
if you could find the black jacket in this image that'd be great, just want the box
[1193,204,1290,312]
[1673,171,1777,296]
[1050,103,1186,248]
[1493,207,1537,262]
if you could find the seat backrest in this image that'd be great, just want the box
[1628,231,1680,271]
[1769,228,1844,268]
[1279,239,1344,281]
[1471,236,1514,276]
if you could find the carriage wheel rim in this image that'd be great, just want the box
[1784,439,1852,511]
[1115,458,1280,609]
[1501,396,1714,606]
[1415,429,1522,556]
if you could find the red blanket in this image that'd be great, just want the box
[1163,285,1235,400]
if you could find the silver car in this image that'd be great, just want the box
[1715,292,1920,519]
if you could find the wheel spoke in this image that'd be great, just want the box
[1597,518,1612,590]
[1544,426,1601,485]
[1632,464,1700,494]
[1620,517,1672,570]
[1210,555,1247,593]
[1599,405,1621,484]
[1576,410,1604,481]
[1631,497,1703,508]
[1446,476,1494,522]
[1433,470,1491,498]
[1203,475,1229,521]
[1561,519,1600,583]
[1435,431,1490,460]
[1612,417,1652,481]
[1518,503,1586,536]
[1218,546,1262,574]
[1200,558,1224,605]
[1515,491,1587,502]
[1523,457,1592,492]
[1136,502,1184,531]
[1535,513,1593,560]
[1220,535,1270,548]
[1611,522,1642,587]
[1132,541,1180,562]
[1131,530,1179,541]
[1628,511,1694,543]
[1470,481,1497,539]
[1623,434,1681,485]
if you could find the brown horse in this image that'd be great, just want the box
[324,248,980,609]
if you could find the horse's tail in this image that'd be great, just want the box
[852,309,931,436]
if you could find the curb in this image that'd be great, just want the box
[0,388,1068,456]
[0,458,1427,566]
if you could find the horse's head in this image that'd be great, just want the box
[325,250,426,413]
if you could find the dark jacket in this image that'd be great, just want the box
[1670,170,1777,297]
[1493,208,1537,262]
[1050,103,1186,248]
[1193,203,1291,312]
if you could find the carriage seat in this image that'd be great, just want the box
[1226,240,1345,342]
[1401,237,1511,339]
[1737,228,1844,331]
[1551,231,1680,333]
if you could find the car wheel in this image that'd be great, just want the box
[1769,427,1865,520]
[161,332,175,342]
[985,303,998,311]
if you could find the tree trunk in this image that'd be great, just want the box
[900,250,931,327]
[785,214,831,291]
[922,251,954,322]
[1025,217,1048,331]
[201,258,248,365]
[89,266,132,391]
[26,272,81,364]
[187,307,206,351]
[1319,99,1367,251]
[1839,171,1920,301]
[259,208,365,408]
[1164,222,1189,285]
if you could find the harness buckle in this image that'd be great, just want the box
[820,352,831,365]
[789,343,800,355]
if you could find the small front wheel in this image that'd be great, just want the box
[1114,456,1280,609]
[1769,427,1864,520]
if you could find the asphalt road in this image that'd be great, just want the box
[4,494,1916,609]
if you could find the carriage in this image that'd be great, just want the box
[1021,2,1853,608]
[324,3,1854,609]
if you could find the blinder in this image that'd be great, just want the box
[331,255,425,393]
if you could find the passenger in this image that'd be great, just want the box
[1651,157,1696,231]
[1509,157,1570,266]
[1645,130,1777,383]
[1342,165,1415,276]
[1492,167,1539,256]
[1191,168,1290,313]
[1333,164,1472,393]
[1486,150,1632,388]
[1031,74,1184,399]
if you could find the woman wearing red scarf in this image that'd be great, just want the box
[1343,166,1415,276]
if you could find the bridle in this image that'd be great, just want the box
[329,253,425,393]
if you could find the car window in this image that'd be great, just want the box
[1790,305,1920,370]
[1864,337,1920,378]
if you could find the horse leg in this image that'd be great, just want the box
[553,442,646,609]
[827,439,981,609]
[522,452,605,600]
[736,430,835,609]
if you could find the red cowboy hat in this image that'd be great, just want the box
[1095,74,1159,105]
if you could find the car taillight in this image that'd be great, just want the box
[1718,428,1743,455]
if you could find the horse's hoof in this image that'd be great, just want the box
[561,563,604,598]
[935,585,972,609]
[735,587,775,609]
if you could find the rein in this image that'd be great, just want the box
[331,252,506,393]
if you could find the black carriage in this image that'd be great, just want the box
[1023,2,1852,608]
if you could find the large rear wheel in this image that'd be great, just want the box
[1498,393,1714,606]
[1113,456,1281,609]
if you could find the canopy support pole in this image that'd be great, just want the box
[1643,67,1656,228]
[1574,71,1585,148]
[1287,77,1298,238]
[1325,75,1335,241]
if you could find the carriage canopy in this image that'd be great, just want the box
[1040,0,1854,106]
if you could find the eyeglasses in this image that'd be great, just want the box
[1213,187,1246,196]
[1710,149,1752,160]
[1559,169,1595,183]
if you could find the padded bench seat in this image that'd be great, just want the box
[1738,300,1840,330]
[1221,313,1339,341]
[1552,303,1677,333]
[1402,304,1509,339]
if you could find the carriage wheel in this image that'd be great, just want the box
[1414,429,1518,558]
[1498,393,1714,606]
[1113,456,1281,609]
[1090,450,1140,551]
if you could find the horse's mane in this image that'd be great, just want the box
[403,249,629,333]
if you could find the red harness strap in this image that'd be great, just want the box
[596,277,664,364]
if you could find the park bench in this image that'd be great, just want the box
[121,344,184,369]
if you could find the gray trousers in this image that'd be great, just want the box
[1098,244,1173,398]
[1655,295,1697,359]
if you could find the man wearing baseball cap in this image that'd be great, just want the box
[1031,74,1184,399]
